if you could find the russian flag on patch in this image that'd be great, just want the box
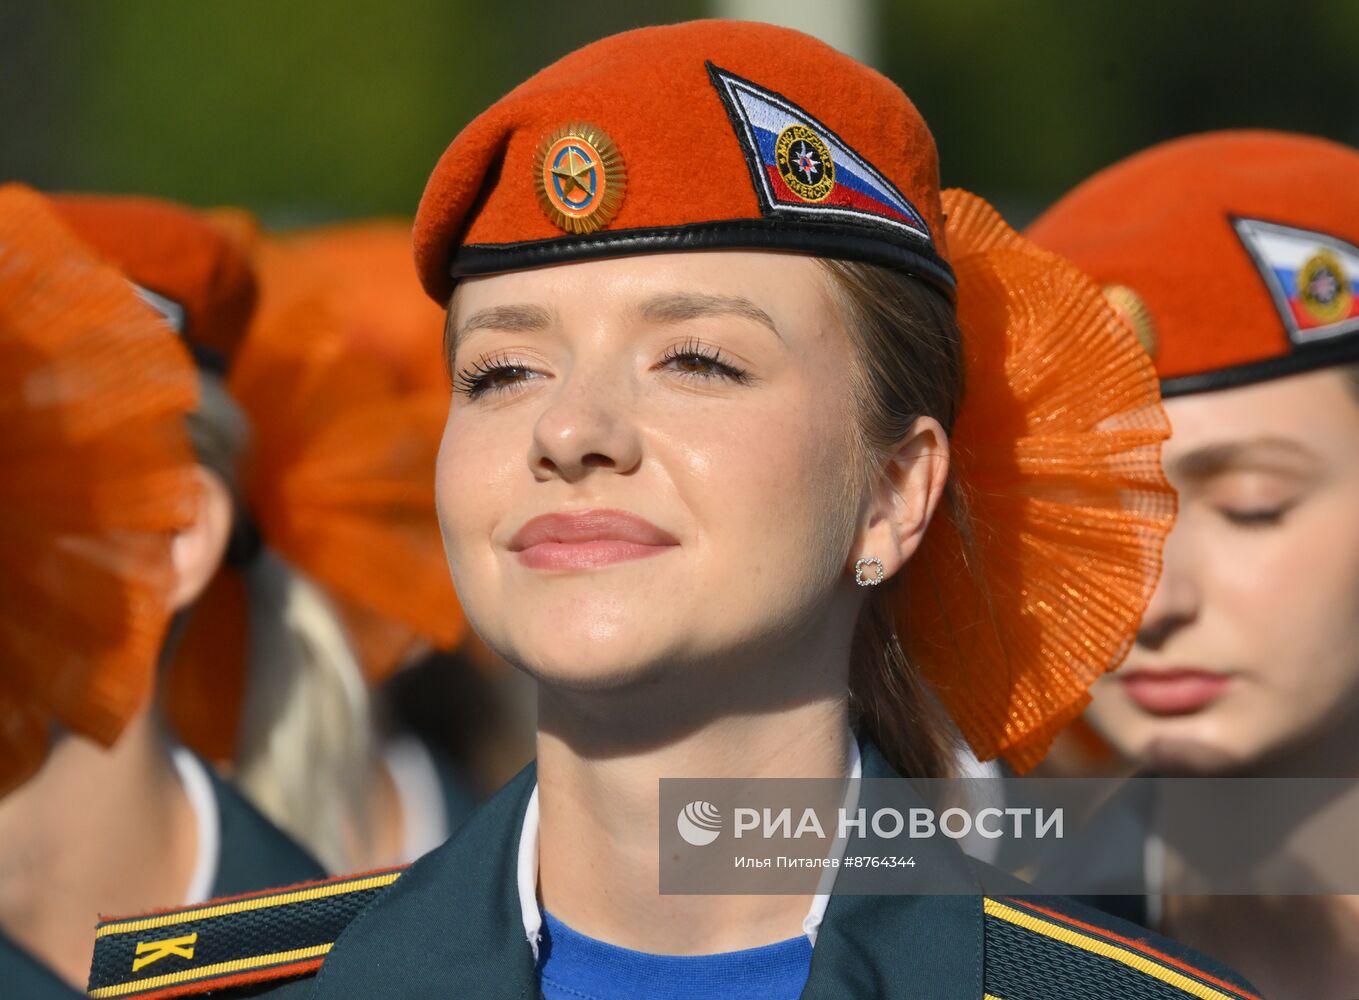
[1234,217,1359,345]
[708,64,931,246]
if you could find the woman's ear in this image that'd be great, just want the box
[170,466,234,611]
[852,416,950,581]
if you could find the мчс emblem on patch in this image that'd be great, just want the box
[774,124,835,203]
[533,123,626,235]
[707,64,931,242]
[1102,284,1158,357]
[1298,249,1352,324]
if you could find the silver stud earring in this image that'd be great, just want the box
[854,556,885,587]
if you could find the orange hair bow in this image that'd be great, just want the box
[0,185,198,794]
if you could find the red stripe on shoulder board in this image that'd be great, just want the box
[125,957,325,1000]
[96,864,409,925]
[1002,898,1262,1000]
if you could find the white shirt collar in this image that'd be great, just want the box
[516,784,543,956]
[170,746,221,905]
[384,735,452,864]
[517,735,862,960]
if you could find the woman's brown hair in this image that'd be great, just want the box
[821,260,971,780]
[1345,363,1359,404]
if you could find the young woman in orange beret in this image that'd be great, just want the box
[1028,129,1359,999]
[87,23,1259,1000]
[43,198,466,884]
[0,188,334,997]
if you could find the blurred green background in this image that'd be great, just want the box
[3,1,1356,228]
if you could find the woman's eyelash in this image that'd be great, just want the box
[452,352,537,399]
[452,339,752,399]
[658,338,752,383]
[1220,506,1289,528]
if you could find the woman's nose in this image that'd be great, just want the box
[1135,514,1201,650]
[528,370,643,482]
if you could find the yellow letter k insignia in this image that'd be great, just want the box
[132,932,198,972]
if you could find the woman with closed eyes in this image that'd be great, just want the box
[1029,129,1359,1000]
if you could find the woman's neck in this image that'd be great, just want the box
[0,712,199,988]
[1252,703,1359,778]
[535,644,852,955]
[1156,705,1359,995]
[1161,894,1359,999]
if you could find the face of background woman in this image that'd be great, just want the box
[1086,368,1359,774]
[435,252,870,691]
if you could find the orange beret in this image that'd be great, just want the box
[50,194,259,372]
[414,20,949,303]
[1027,130,1359,396]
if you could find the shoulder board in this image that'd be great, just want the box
[982,896,1262,1000]
[87,866,406,999]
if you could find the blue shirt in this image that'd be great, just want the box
[537,909,813,1000]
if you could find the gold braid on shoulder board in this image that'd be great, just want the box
[87,867,406,999]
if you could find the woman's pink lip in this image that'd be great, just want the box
[1119,668,1232,716]
[516,539,674,570]
[509,509,679,570]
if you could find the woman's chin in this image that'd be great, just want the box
[1136,735,1254,776]
[1098,710,1267,775]
[502,632,684,692]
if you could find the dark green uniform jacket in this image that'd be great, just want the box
[88,741,1261,1000]
[2,760,323,999]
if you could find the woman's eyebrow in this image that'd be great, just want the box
[638,292,782,340]
[451,303,553,349]
[1173,436,1323,480]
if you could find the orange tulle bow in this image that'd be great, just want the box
[254,221,449,392]
[898,191,1177,773]
[246,224,465,675]
[166,224,466,760]
[0,184,199,795]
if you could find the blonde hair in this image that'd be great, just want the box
[232,551,372,872]
[820,260,972,780]
[183,374,372,872]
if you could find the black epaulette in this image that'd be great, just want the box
[982,896,1262,1000]
[87,866,406,999]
